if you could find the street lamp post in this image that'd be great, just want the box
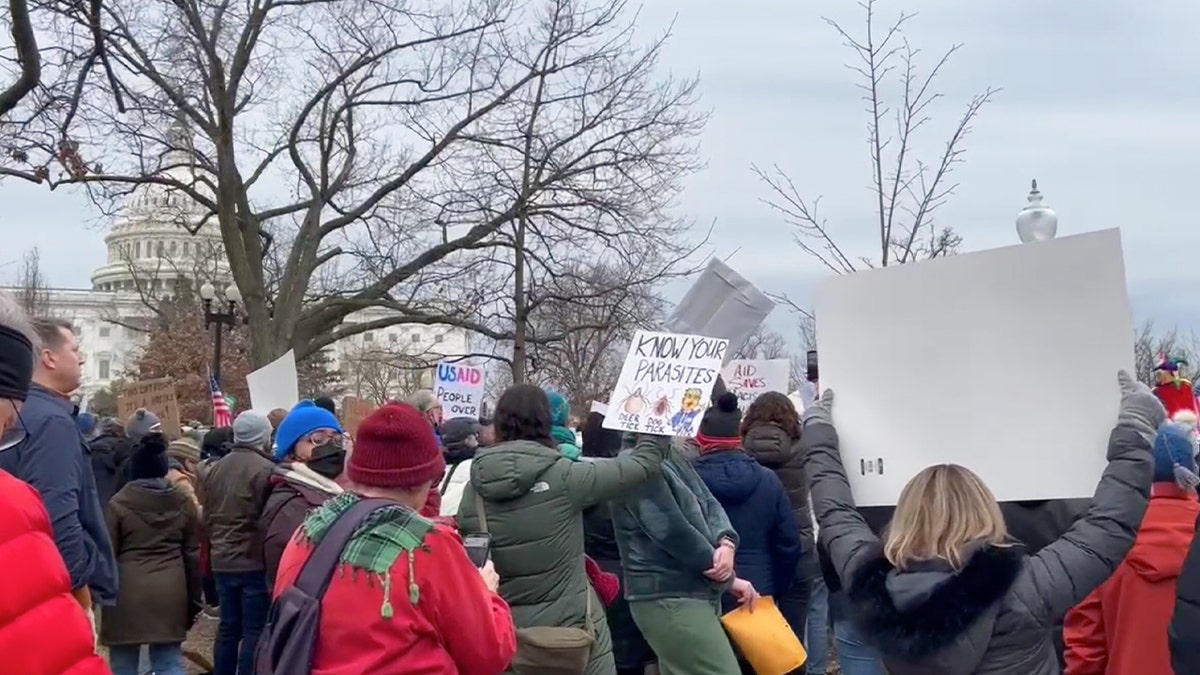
[1016,179,1059,243]
[199,281,244,383]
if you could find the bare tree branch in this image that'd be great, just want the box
[755,0,995,346]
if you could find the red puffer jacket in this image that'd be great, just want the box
[0,469,111,675]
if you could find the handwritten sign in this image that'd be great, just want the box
[117,377,181,437]
[603,330,729,436]
[722,359,790,406]
[435,362,486,420]
[341,396,375,439]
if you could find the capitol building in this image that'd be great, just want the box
[17,137,470,403]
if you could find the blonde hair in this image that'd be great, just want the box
[884,464,1009,570]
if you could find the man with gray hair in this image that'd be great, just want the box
[0,313,117,623]
[407,388,443,440]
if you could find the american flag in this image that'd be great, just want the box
[210,376,233,427]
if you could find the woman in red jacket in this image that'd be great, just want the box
[1064,421,1200,675]
[0,305,111,675]
[274,403,516,674]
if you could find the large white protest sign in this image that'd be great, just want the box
[814,229,1134,506]
[435,362,486,419]
[603,330,730,436]
[666,258,775,357]
[722,359,790,406]
[246,350,300,412]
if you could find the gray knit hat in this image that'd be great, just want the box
[126,409,162,441]
[232,410,273,449]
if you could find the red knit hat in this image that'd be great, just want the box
[348,403,445,489]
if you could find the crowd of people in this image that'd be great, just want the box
[3,288,1200,675]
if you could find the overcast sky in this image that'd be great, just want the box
[4,0,1198,340]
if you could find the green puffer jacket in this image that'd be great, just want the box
[458,435,669,675]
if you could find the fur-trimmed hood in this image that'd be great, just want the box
[848,545,1023,674]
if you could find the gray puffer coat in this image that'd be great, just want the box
[803,422,1152,675]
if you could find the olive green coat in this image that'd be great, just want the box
[101,480,202,646]
[458,436,668,675]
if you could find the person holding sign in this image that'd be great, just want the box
[802,372,1162,675]
[456,384,671,675]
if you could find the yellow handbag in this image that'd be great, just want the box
[720,596,807,675]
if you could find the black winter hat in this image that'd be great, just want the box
[201,426,233,460]
[129,433,170,480]
[698,392,742,440]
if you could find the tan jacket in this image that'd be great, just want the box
[167,468,200,512]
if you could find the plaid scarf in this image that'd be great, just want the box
[299,492,434,618]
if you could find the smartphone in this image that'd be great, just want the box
[463,533,492,568]
[806,350,819,383]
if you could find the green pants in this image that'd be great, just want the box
[629,598,740,675]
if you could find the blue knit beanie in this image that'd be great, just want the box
[545,390,571,428]
[274,400,344,461]
[1152,422,1199,489]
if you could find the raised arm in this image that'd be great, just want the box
[1013,371,1158,624]
[563,434,669,508]
[800,391,881,588]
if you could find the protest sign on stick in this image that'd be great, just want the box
[117,377,182,437]
[722,359,790,406]
[814,229,1135,506]
[603,330,730,436]
[435,362,486,420]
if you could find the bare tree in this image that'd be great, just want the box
[1134,320,1199,386]
[3,0,705,373]
[337,342,439,403]
[12,247,51,316]
[0,0,40,116]
[754,0,996,333]
[522,262,667,408]
[443,0,706,382]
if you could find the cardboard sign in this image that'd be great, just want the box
[603,330,729,436]
[813,229,1135,506]
[341,396,375,439]
[722,359,790,406]
[435,362,486,420]
[117,378,182,437]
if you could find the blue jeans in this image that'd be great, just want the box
[108,643,185,675]
[833,615,886,675]
[214,571,270,675]
[804,573,830,674]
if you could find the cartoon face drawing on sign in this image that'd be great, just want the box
[669,388,703,435]
[619,387,647,415]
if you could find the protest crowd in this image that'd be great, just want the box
[4,272,1200,675]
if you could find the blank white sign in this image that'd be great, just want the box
[814,229,1134,506]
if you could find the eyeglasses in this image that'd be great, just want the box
[304,431,344,448]
[0,401,27,452]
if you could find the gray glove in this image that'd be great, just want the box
[802,389,834,428]
[1116,369,1166,446]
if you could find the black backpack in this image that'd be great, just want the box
[255,498,391,674]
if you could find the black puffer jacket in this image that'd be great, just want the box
[1169,511,1200,675]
